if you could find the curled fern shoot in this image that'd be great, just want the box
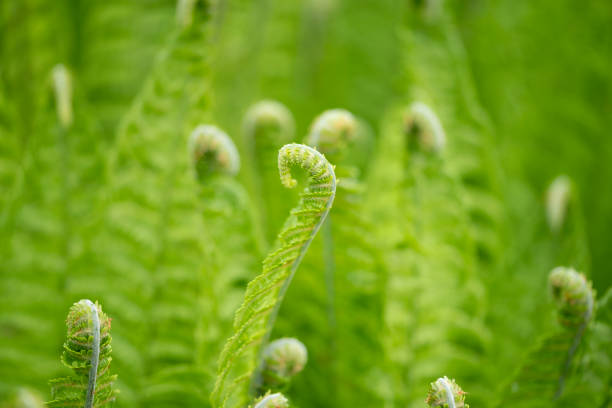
[403,102,446,153]
[47,300,117,408]
[242,100,296,243]
[305,109,357,161]
[51,64,72,128]
[189,125,240,180]
[500,267,595,404]
[243,100,295,144]
[212,143,336,408]
[549,266,595,328]
[546,175,571,233]
[260,338,308,389]
[176,0,197,28]
[426,377,469,408]
[250,392,289,408]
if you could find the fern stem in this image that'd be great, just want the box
[437,377,456,408]
[84,299,101,408]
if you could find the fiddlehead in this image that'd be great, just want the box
[305,109,356,162]
[189,124,240,180]
[242,100,296,243]
[426,377,469,408]
[260,338,307,389]
[243,100,295,144]
[499,267,595,405]
[47,300,117,408]
[250,392,289,408]
[546,175,571,234]
[212,143,336,408]
[403,102,446,153]
[51,64,72,129]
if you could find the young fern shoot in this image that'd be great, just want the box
[500,267,595,405]
[212,144,336,408]
[47,300,117,408]
[242,100,296,244]
[403,102,446,153]
[426,377,469,408]
[260,338,308,390]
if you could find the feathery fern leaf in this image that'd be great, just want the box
[212,143,336,408]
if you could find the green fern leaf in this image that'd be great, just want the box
[211,143,336,408]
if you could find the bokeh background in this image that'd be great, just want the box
[1,0,610,407]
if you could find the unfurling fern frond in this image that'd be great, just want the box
[260,338,307,390]
[242,100,296,243]
[403,101,446,153]
[305,109,356,161]
[47,300,117,408]
[189,124,240,180]
[190,124,260,372]
[51,65,72,129]
[212,143,336,408]
[249,392,289,408]
[546,175,571,234]
[426,377,469,408]
[500,267,595,406]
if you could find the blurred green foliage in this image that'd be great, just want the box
[0,0,610,407]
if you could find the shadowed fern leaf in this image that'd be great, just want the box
[212,143,336,408]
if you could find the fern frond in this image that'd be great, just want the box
[499,267,595,406]
[242,100,296,243]
[47,300,117,408]
[249,392,289,408]
[426,377,469,408]
[190,124,240,179]
[260,338,307,390]
[403,101,446,153]
[212,143,336,408]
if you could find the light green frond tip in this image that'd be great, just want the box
[403,102,446,153]
[546,175,571,233]
[250,392,289,408]
[176,0,197,28]
[51,64,73,128]
[425,377,468,408]
[47,300,117,408]
[305,109,357,158]
[189,124,240,180]
[261,338,307,387]
[549,267,595,328]
[243,100,295,142]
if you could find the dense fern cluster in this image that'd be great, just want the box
[1,0,611,408]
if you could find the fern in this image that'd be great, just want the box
[189,124,260,374]
[371,105,489,407]
[212,143,336,408]
[499,267,595,406]
[47,299,117,408]
[275,109,387,407]
[74,2,215,405]
[242,100,296,244]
